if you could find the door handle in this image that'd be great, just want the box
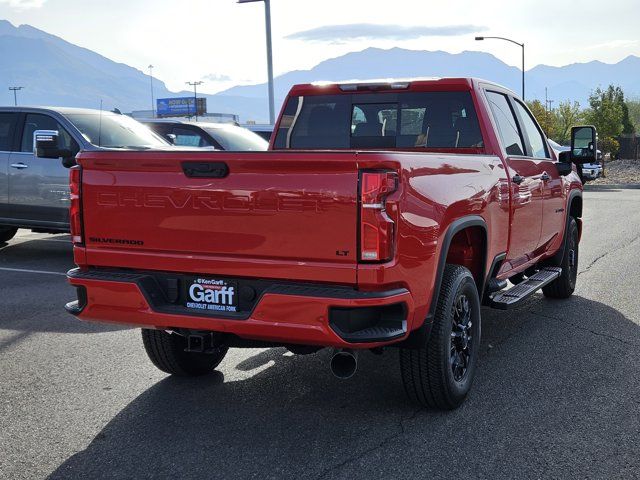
[541,172,550,181]
[10,163,28,169]
[512,174,524,185]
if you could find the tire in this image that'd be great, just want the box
[400,265,481,410]
[543,216,579,299]
[141,329,228,376]
[0,227,17,243]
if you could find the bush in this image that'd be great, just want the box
[600,136,620,159]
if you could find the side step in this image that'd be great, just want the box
[489,267,562,310]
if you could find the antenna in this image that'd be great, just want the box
[98,99,103,147]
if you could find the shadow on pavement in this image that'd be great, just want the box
[47,295,639,479]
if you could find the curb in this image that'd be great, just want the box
[583,184,640,190]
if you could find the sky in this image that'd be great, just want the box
[0,0,638,94]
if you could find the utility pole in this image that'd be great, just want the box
[545,87,554,112]
[148,65,155,118]
[238,0,276,124]
[9,86,23,106]
[186,81,203,121]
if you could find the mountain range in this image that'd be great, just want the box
[1,20,639,123]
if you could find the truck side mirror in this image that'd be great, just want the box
[556,151,573,175]
[570,125,597,164]
[34,129,74,166]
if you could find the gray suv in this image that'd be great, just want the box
[0,107,168,242]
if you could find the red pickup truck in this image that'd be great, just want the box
[63,78,596,409]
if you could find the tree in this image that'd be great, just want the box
[627,99,640,132]
[554,101,581,144]
[584,85,626,157]
[526,99,557,139]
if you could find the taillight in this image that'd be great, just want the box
[359,171,398,262]
[69,165,83,245]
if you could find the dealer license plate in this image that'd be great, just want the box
[184,277,238,313]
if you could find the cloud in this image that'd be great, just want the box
[584,39,639,50]
[0,0,46,8]
[203,73,232,82]
[286,23,486,43]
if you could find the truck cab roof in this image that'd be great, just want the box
[288,77,515,97]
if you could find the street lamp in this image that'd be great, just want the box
[186,81,203,121]
[238,0,275,125]
[475,36,525,100]
[149,65,155,118]
[9,86,24,106]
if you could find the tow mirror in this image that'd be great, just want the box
[570,125,597,164]
[33,129,74,167]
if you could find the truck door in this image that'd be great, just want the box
[8,113,78,227]
[0,112,19,220]
[485,91,544,268]
[511,100,566,251]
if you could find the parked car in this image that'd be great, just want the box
[581,162,602,180]
[549,139,602,180]
[0,107,169,242]
[143,120,268,151]
[64,78,595,410]
[241,123,274,142]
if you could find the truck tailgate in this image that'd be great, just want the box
[77,151,359,284]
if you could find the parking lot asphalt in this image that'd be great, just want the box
[0,189,639,480]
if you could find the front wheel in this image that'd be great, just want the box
[400,265,481,410]
[0,226,17,243]
[543,217,579,299]
[141,329,228,376]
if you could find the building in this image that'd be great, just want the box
[128,110,239,124]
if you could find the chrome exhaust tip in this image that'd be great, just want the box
[330,349,358,379]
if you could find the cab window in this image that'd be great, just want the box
[0,113,18,151]
[172,127,212,148]
[485,91,524,156]
[513,101,550,158]
[274,91,483,150]
[20,113,76,153]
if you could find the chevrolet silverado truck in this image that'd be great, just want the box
[63,78,596,409]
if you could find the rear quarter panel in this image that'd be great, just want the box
[357,151,510,327]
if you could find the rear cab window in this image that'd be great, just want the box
[274,90,483,150]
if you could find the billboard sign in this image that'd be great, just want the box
[156,97,207,117]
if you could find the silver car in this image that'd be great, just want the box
[0,107,168,242]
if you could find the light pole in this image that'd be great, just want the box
[475,36,525,100]
[9,86,23,106]
[186,81,203,121]
[149,65,155,118]
[238,0,275,125]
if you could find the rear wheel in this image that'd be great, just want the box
[141,329,228,376]
[400,265,481,409]
[0,227,17,243]
[543,217,579,299]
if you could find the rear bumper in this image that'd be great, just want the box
[66,268,415,348]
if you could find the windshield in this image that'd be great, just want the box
[65,113,168,148]
[203,125,268,151]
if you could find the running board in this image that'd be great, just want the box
[489,267,562,310]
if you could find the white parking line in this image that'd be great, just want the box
[29,238,71,244]
[0,267,66,276]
